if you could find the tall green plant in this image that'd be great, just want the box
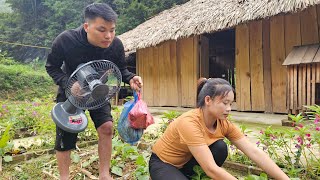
[159,110,181,133]
[0,124,13,169]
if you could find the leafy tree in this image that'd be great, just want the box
[0,0,189,62]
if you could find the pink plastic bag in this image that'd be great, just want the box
[128,92,154,129]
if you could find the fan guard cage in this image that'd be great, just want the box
[65,60,122,110]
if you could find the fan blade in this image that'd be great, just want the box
[99,70,110,84]
[86,95,96,105]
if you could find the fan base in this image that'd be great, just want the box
[51,102,88,133]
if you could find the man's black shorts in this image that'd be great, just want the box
[54,90,113,151]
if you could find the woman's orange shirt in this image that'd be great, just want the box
[152,108,244,168]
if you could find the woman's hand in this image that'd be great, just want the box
[232,137,290,180]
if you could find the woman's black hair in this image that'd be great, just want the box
[196,78,234,108]
[84,3,117,22]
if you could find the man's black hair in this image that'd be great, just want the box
[84,3,117,22]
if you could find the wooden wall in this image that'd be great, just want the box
[287,64,320,114]
[136,36,199,107]
[235,5,320,113]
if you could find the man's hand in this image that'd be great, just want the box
[71,81,82,97]
[129,76,143,91]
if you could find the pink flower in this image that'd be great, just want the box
[259,130,264,134]
[295,144,301,149]
[305,134,311,137]
[297,136,303,145]
[306,144,311,148]
[270,134,277,140]
[256,141,260,145]
[1,105,7,109]
[316,127,320,131]
[32,102,40,106]
[314,118,320,124]
[32,111,38,116]
[298,124,303,128]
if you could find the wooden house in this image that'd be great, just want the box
[119,0,320,114]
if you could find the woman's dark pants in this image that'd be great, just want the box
[149,139,228,180]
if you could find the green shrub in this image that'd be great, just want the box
[0,62,56,100]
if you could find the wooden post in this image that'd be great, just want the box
[263,20,273,113]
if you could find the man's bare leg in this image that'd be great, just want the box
[56,150,71,180]
[97,121,113,180]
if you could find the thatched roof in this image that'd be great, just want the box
[118,0,320,52]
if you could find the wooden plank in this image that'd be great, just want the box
[193,36,199,107]
[317,63,320,83]
[145,47,154,105]
[158,43,165,106]
[313,48,320,63]
[137,49,145,99]
[284,13,301,56]
[286,46,308,65]
[293,65,298,110]
[270,15,287,113]
[283,47,299,66]
[312,64,316,105]
[136,50,140,76]
[317,4,320,41]
[307,64,311,105]
[301,6,319,45]
[176,39,182,106]
[289,67,294,110]
[153,46,160,106]
[161,40,179,106]
[295,65,302,109]
[298,66,303,109]
[137,49,144,99]
[235,27,242,111]
[236,24,251,111]
[301,44,319,64]
[178,37,194,107]
[249,21,265,111]
[302,65,307,108]
[170,41,179,106]
[262,19,272,113]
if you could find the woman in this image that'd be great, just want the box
[149,78,289,179]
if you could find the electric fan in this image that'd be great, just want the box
[51,60,122,133]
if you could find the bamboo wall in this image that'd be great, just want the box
[236,5,320,113]
[136,36,199,107]
[287,64,320,114]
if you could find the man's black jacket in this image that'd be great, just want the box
[45,26,135,92]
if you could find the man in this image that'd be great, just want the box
[45,3,142,180]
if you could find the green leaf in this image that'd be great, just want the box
[111,166,123,176]
[136,155,146,166]
[137,175,149,180]
[259,173,268,179]
[0,124,11,149]
[71,153,80,163]
[3,155,12,162]
[129,155,138,160]
[82,161,90,168]
[193,165,204,175]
